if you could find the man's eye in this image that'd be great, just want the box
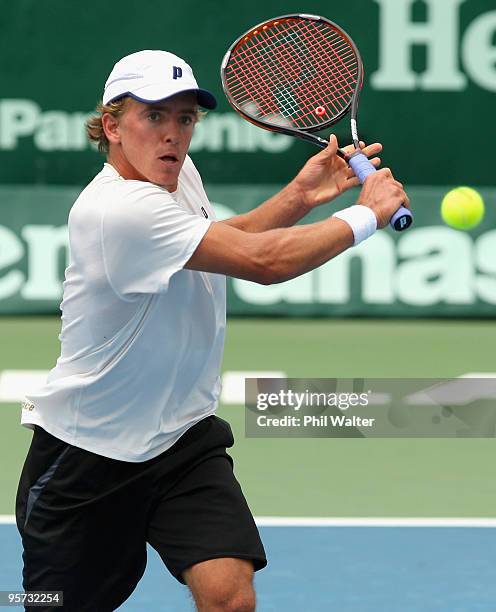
[180,116,194,125]
[148,112,161,121]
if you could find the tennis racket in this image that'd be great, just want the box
[221,13,413,232]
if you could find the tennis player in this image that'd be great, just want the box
[16,50,408,611]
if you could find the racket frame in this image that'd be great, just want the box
[221,13,413,231]
[220,13,365,157]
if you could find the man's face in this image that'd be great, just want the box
[107,92,198,191]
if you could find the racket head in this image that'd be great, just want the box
[221,14,364,138]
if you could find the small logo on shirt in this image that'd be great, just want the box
[22,399,35,411]
[201,206,208,219]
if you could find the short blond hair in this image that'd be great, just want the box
[86,98,128,154]
[86,97,206,155]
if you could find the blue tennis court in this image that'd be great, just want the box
[2,521,496,611]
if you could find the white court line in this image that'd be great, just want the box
[461,373,496,378]
[2,515,496,527]
[2,371,496,405]
[220,371,286,405]
[0,370,49,402]
[256,517,496,527]
[0,370,288,405]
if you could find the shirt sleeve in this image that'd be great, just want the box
[102,181,212,298]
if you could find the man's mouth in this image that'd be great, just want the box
[159,154,179,164]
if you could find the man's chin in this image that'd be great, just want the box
[151,176,179,192]
[147,167,180,192]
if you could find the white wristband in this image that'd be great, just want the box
[332,205,377,246]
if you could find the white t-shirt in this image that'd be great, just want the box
[21,156,226,462]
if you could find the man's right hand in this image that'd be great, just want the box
[356,168,410,229]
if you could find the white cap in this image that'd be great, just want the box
[102,50,217,109]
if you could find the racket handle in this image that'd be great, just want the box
[348,151,413,232]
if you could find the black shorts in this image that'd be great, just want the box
[16,416,266,611]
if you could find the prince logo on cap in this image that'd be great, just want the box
[172,66,183,80]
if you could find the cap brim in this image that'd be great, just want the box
[197,89,217,110]
[110,86,217,109]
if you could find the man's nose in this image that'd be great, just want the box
[164,123,181,144]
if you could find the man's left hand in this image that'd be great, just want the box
[291,134,383,209]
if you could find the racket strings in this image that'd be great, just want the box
[292,26,356,121]
[226,26,311,120]
[224,18,359,130]
[277,21,359,118]
[229,40,354,126]
[249,30,310,121]
[234,28,313,122]
[231,34,293,120]
[265,25,350,121]
[226,25,347,122]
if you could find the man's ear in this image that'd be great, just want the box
[102,113,121,146]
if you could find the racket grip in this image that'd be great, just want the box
[348,150,377,183]
[348,151,413,232]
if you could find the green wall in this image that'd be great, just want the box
[0,185,494,316]
[0,0,494,316]
[0,0,495,185]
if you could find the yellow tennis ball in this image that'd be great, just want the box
[441,187,485,230]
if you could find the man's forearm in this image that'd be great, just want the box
[187,213,355,285]
[252,217,354,283]
[220,182,311,232]
[188,168,407,285]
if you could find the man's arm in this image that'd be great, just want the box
[186,168,408,285]
[221,136,382,233]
